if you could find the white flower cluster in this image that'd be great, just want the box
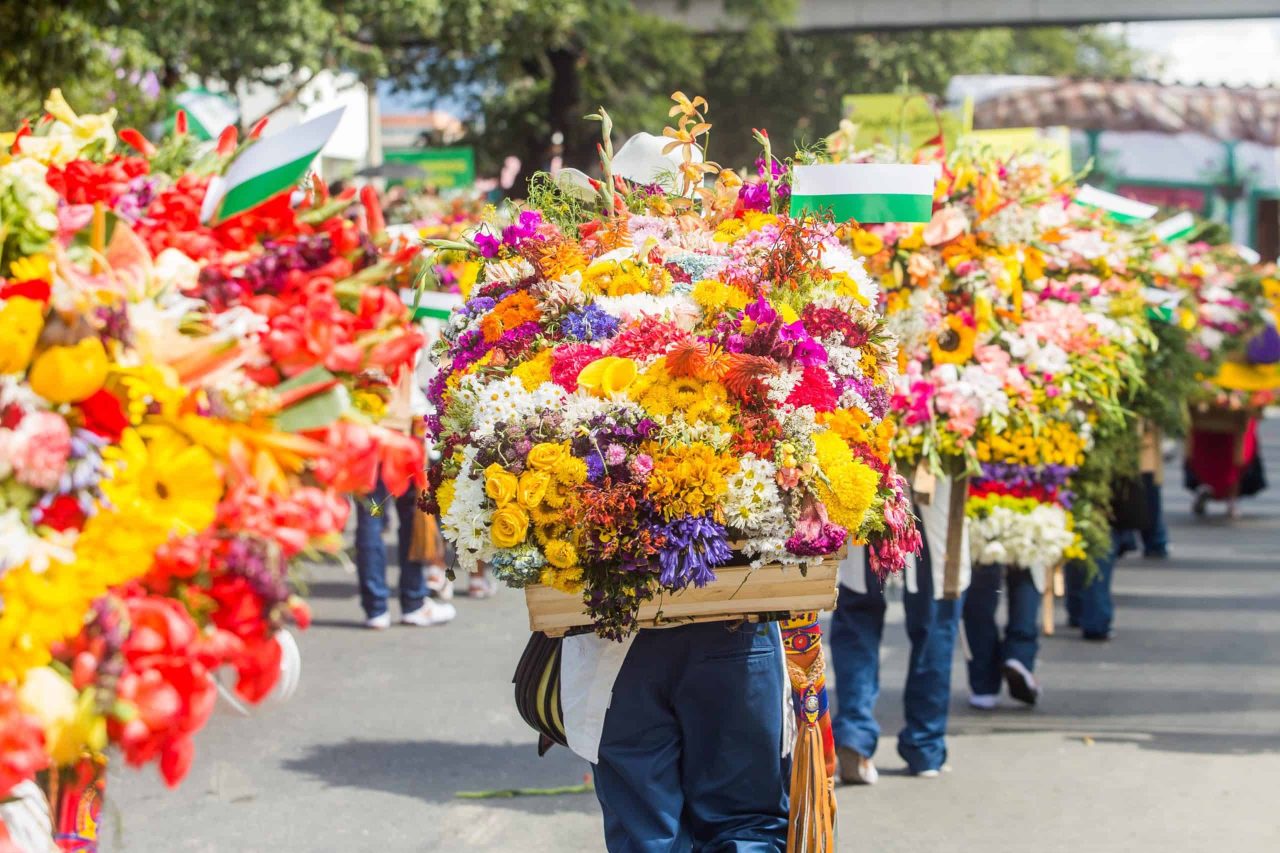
[439,447,495,572]
[454,374,566,437]
[724,455,787,539]
[969,503,1076,575]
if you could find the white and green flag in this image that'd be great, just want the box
[200,108,345,225]
[790,163,937,223]
[401,289,463,323]
[1153,211,1196,242]
[172,88,239,141]
[1075,185,1157,223]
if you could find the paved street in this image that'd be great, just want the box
[112,424,1280,852]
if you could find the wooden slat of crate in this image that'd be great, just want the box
[525,559,840,637]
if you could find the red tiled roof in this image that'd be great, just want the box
[972,79,1280,146]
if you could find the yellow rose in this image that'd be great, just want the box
[527,441,569,471]
[29,337,109,403]
[0,296,45,374]
[517,469,552,508]
[484,463,519,506]
[490,504,530,548]
[544,539,578,569]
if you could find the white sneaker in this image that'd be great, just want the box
[401,600,457,627]
[364,612,392,630]
[968,693,1000,710]
[426,566,455,601]
[836,746,878,786]
[1002,659,1041,706]
[913,763,951,779]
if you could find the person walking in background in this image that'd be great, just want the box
[828,479,969,782]
[356,359,456,629]
[963,563,1042,709]
[1117,422,1169,558]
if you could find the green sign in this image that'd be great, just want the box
[383,147,476,189]
[841,93,969,153]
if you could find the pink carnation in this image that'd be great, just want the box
[550,344,604,392]
[12,411,71,490]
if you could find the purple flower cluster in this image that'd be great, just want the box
[224,536,290,617]
[561,304,620,342]
[980,462,1074,487]
[655,515,732,589]
[475,210,546,258]
[785,522,847,557]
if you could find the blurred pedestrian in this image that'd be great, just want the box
[357,361,455,629]
[829,480,969,781]
[962,564,1042,708]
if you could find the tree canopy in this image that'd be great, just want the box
[0,0,1147,187]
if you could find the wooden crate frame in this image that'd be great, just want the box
[525,551,843,638]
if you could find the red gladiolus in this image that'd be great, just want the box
[360,185,385,237]
[77,388,129,441]
[249,117,269,140]
[216,126,239,157]
[119,127,156,158]
[229,635,283,704]
[46,156,149,206]
[111,595,218,787]
[0,279,51,303]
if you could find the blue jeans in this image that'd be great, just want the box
[1117,473,1168,556]
[1066,532,1119,637]
[962,564,1040,695]
[594,622,788,853]
[354,479,427,618]
[828,531,963,774]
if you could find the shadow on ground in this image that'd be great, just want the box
[281,739,597,815]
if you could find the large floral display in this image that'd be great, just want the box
[425,101,919,639]
[0,92,423,847]
[836,141,1155,576]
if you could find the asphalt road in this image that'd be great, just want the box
[111,423,1280,852]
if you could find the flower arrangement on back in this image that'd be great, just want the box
[425,96,918,638]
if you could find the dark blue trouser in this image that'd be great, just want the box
[962,564,1040,695]
[594,622,788,853]
[1117,472,1168,556]
[354,479,427,618]
[828,533,963,774]
[1066,531,1119,637]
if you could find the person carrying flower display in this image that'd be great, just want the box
[424,98,919,851]
[0,92,429,849]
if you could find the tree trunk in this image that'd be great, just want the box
[508,45,584,199]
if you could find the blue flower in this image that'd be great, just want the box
[655,515,732,590]
[561,304,620,342]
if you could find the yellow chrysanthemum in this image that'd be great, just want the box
[813,431,880,532]
[644,442,737,520]
[9,253,52,282]
[691,278,750,312]
[512,348,554,390]
[436,478,457,519]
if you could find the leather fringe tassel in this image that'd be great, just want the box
[786,655,836,853]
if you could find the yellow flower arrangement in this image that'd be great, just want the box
[644,442,737,520]
[975,420,1086,467]
[484,463,519,506]
[629,358,734,425]
[812,431,879,532]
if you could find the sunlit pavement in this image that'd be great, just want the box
[111,423,1280,852]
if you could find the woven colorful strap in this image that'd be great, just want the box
[781,611,835,778]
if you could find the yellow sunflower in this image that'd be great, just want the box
[928,314,977,366]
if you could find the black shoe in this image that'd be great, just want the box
[1067,618,1081,629]
[1082,631,1115,642]
[1002,659,1041,706]
[1143,548,1168,559]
